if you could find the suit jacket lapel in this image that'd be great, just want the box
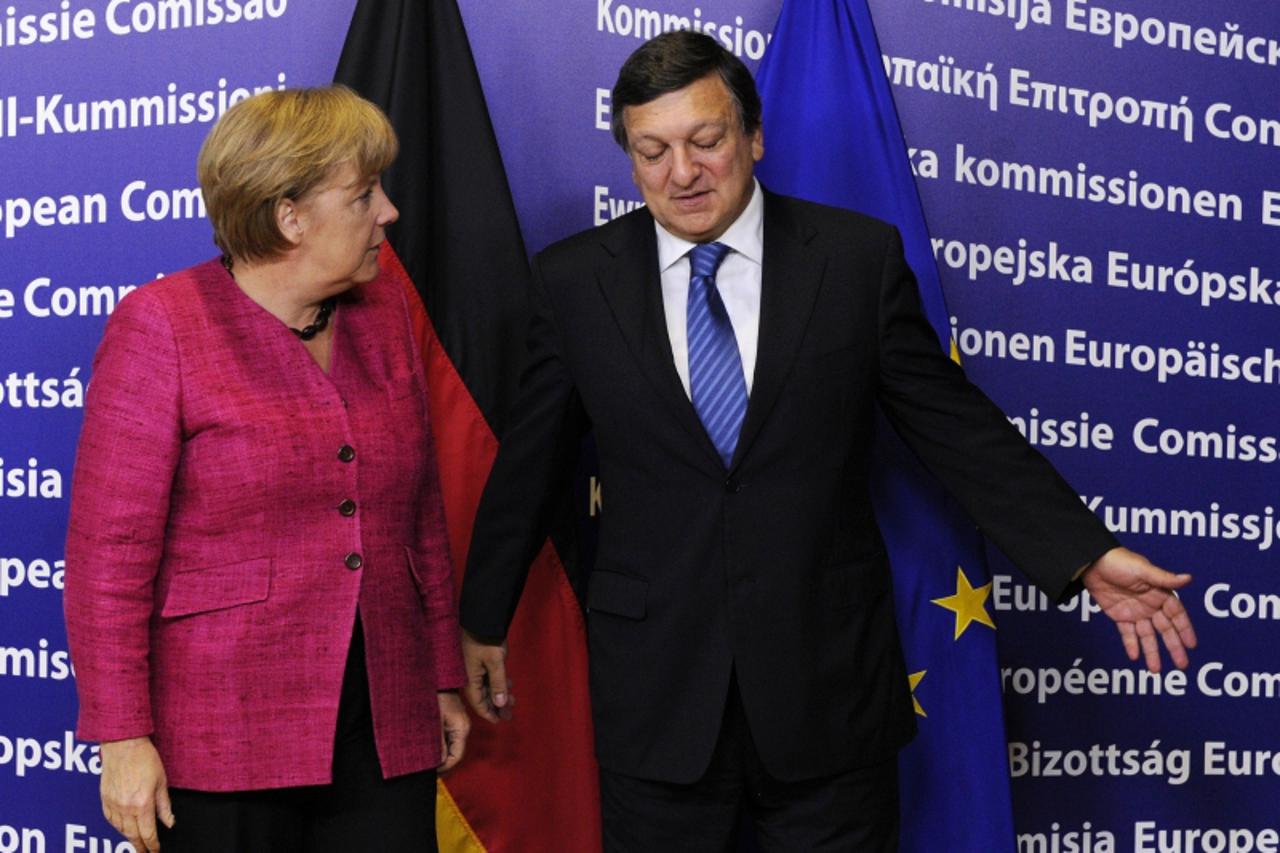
[596,213,725,471]
[731,192,826,471]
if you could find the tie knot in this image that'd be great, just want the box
[690,242,731,279]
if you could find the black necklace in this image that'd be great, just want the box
[291,299,336,340]
[221,256,335,341]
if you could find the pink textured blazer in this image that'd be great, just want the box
[64,259,464,791]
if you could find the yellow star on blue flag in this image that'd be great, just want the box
[908,671,927,717]
[932,567,996,640]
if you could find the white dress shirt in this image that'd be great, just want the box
[655,179,764,397]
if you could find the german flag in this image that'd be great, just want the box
[335,3,600,850]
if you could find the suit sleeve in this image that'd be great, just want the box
[458,253,589,640]
[64,288,182,742]
[872,227,1119,600]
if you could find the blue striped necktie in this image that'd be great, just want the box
[686,241,747,468]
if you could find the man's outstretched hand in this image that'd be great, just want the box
[1081,546,1198,673]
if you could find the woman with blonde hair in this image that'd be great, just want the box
[65,85,468,853]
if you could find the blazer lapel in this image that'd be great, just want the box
[596,214,725,470]
[731,192,826,470]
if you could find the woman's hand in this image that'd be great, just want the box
[99,736,174,853]
[438,691,471,773]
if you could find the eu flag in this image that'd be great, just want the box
[756,2,1016,850]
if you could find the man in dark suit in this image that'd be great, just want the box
[458,31,1196,851]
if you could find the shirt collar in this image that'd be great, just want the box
[656,178,764,272]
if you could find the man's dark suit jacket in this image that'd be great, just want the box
[460,189,1118,785]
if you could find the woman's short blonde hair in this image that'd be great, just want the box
[197,85,399,262]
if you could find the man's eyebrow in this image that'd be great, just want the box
[631,120,725,143]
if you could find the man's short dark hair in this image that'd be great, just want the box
[610,30,762,151]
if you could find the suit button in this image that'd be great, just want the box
[338,445,355,462]
[344,552,363,570]
[338,499,357,517]
[723,477,741,494]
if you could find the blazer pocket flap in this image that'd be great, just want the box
[160,557,272,618]
[405,545,424,588]
[823,553,890,609]
[587,571,647,620]
[386,374,421,400]
[404,545,442,596]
